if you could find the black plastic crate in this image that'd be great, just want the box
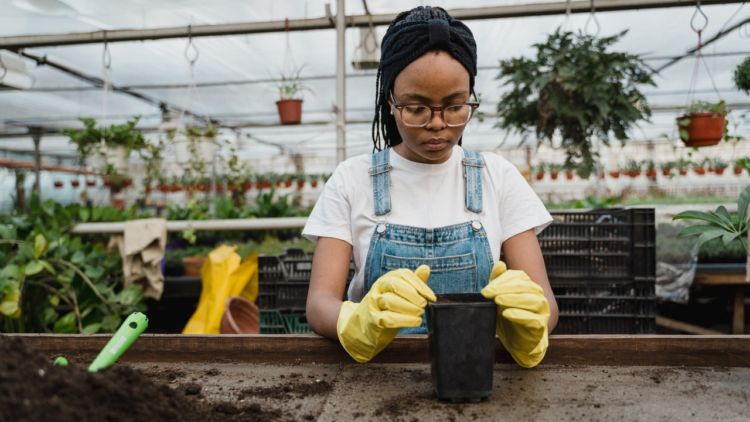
[542,208,655,280]
[543,209,656,334]
[258,249,354,310]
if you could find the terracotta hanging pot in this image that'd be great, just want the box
[564,170,574,180]
[608,170,620,179]
[276,99,303,125]
[71,180,80,188]
[734,166,744,176]
[677,113,725,147]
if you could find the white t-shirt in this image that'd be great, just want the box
[302,145,553,301]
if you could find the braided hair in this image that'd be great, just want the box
[372,6,478,151]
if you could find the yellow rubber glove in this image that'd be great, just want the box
[337,265,436,363]
[481,261,550,368]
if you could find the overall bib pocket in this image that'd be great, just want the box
[381,252,479,293]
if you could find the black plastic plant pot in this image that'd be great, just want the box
[427,293,497,402]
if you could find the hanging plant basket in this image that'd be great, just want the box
[608,170,620,179]
[276,99,303,125]
[71,180,80,188]
[677,112,726,147]
[53,180,64,189]
[564,170,574,181]
[86,179,97,187]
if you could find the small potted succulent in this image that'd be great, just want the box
[677,100,728,147]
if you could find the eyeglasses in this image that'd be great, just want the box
[389,92,479,128]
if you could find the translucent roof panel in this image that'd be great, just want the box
[0,1,748,168]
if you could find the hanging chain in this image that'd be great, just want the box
[563,0,572,30]
[584,0,600,36]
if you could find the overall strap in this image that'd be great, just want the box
[462,149,485,213]
[369,149,392,216]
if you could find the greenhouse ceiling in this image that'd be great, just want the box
[0,0,749,165]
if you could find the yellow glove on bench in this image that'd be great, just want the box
[337,265,435,363]
[481,261,550,368]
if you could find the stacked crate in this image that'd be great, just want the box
[540,208,656,334]
[256,208,656,334]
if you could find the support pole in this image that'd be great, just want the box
[30,127,42,197]
[335,0,347,164]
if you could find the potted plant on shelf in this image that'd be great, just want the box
[677,100,728,147]
[676,158,691,176]
[734,56,750,95]
[624,159,641,178]
[659,161,674,177]
[533,163,546,181]
[693,159,707,176]
[276,67,309,125]
[548,163,560,180]
[495,29,654,178]
[711,158,728,175]
[734,157,750,176]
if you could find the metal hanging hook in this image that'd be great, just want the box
[184,25,199,66]
[584,0,600,36]
[690,1,709,34]
[102,33,112,71]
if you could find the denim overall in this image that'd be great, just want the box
[363,148,494,333]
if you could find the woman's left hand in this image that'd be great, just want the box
[481,261,550,368]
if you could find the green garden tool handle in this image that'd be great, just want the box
[88,312,148,372]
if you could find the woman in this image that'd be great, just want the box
[303,6,558,368]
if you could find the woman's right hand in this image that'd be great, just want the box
[336,265,435,363]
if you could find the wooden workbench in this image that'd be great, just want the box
[7,334,750,421]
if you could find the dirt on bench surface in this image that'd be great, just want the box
[0,336,293,422]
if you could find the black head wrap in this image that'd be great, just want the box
[372,6,478,150]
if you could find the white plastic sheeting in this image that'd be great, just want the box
[0,0,748,168]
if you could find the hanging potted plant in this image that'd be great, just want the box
[295,174,306,189]
[677,100,728,148]
[276,67,308,125]
[734,56,750,95]
[495,29,654,178]
[53,180,64,189]
[563,162,575,181]
[608,167,620,179]
[71,179,80,188]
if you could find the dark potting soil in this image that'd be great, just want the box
[0,337,289,422]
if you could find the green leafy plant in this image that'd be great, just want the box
[277,65,311,100]
[64,117,146,178]
[495,29,654,178]
[673,185,750,257]
[734,56,750,95]
[0,197,146,333]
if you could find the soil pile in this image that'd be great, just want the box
[0,337,286,422]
